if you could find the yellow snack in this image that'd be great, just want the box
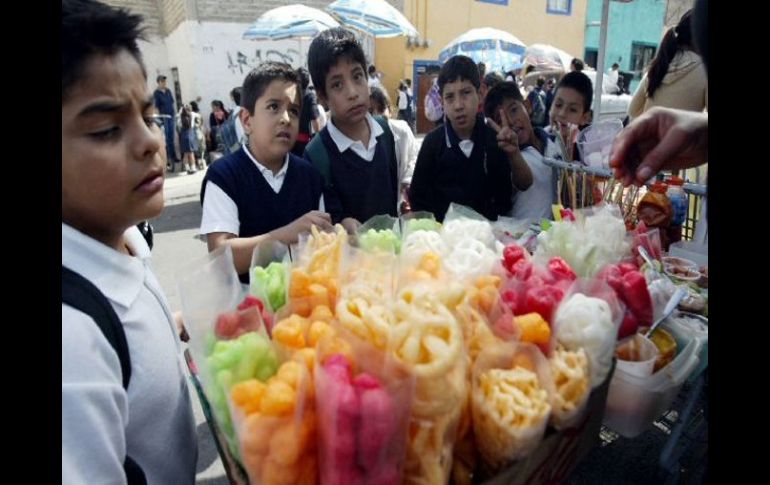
[472,366,551,469]
[549,346,590,427]
[231,379,266,415]
[272,315,309,349]
[292,348,317,373]
[515,313,552,347]
[309,304,334,324]
[260,379,296,416]
[307,320,335,347]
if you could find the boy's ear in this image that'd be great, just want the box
[239,108,251,136]
[579,109,592,126]
[524,98,533,115]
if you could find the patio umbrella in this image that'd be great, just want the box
[326,0,419,38]
[522,43,575,71]
[242,4,340,40]
[438,27,527,74]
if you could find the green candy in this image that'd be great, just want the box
[359,228,401,253]
[406,218,441,233]
[250,262,287,312]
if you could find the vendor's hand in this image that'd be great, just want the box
[487,109,520,156]
[272,210,333,244]
[173,311,189,342]
[610,107,708,187]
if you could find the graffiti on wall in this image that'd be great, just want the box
[226,48,302,73]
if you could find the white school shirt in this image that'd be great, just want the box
[200,147,325,236]
[62,223,197,484]
[510,137,561,221]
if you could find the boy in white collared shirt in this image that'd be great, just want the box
[304,28,412,232]
[62,1,197,482]
[200,62,332,282]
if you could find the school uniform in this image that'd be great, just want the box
[304,113,409,224]
[200,145,324,281]
[62,223,197,484]
[510,128,562,221]
[408,113,513,222]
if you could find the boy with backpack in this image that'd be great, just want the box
[304,28,414,232]
[527,76,548,128]
[200,62,333,282]
[62,1,197,482]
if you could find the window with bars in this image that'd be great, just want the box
[547,0,572,15]
[630,42,657,79]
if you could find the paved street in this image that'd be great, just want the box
[149,152,706,485]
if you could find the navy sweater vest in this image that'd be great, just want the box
[206,148,323,242]
[319,128,398,222]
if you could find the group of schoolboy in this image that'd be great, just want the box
[61,0,597,480]
[200,27,596,280]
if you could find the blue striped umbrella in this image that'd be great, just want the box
[439,28,527,74]
[243,5,340,40]
[326,0,418,38]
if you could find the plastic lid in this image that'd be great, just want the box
[668,176,684,186]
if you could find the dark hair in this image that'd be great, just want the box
[308,28,367,98]
[62,0,146,100]
[190,100,199,112]
[156,75,166,83]
[368,65,377,75]
[536,76,546,88]
[483,72,504,90]
[398,81,406,91]
[647,9,694,98]
[211,100,225,111]
[438,55,480,95]
[555,71,594,112]
[477,62,487,77]
[570,58,584,71]
[297,67,311,90]
[230,86,242,107]
[181,106,191,130]
[404,78,412,87]
[369,86,390,115]
[483,81,524,120]
[611,63,619,69]
[241,62,302,115]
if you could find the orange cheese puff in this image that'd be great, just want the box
[241,414,277,455]
[515,313,552,347]
[293,348,317,374]
[310,304,334,324]
[272,315,309,349]
[260,380,296,416]
[276,361,303,389]
[268,411,316,466]
[261,457,299,485]
[231,379,266,415]
[308,320,336,348]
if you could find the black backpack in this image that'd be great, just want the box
[62,266,147,485]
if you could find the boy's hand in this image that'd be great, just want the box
[173,311,189,342]
[488,109,520,156]
[341,217,361,235]
[273,211,333,243]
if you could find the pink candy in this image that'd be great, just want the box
[317,354,400,485]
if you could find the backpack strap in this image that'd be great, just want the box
[373,116,400,207]
[62,266,131,389]
[305,129,333,189]
[62,266,147,485]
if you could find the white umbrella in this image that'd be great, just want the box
[326,0,419,38]
[243,4,340,40]
[439,28,527,74]
[523,43,575,71]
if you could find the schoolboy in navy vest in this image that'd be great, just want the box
[200,62,333,281]
[304,28,412,233]
[408,55,533,222]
